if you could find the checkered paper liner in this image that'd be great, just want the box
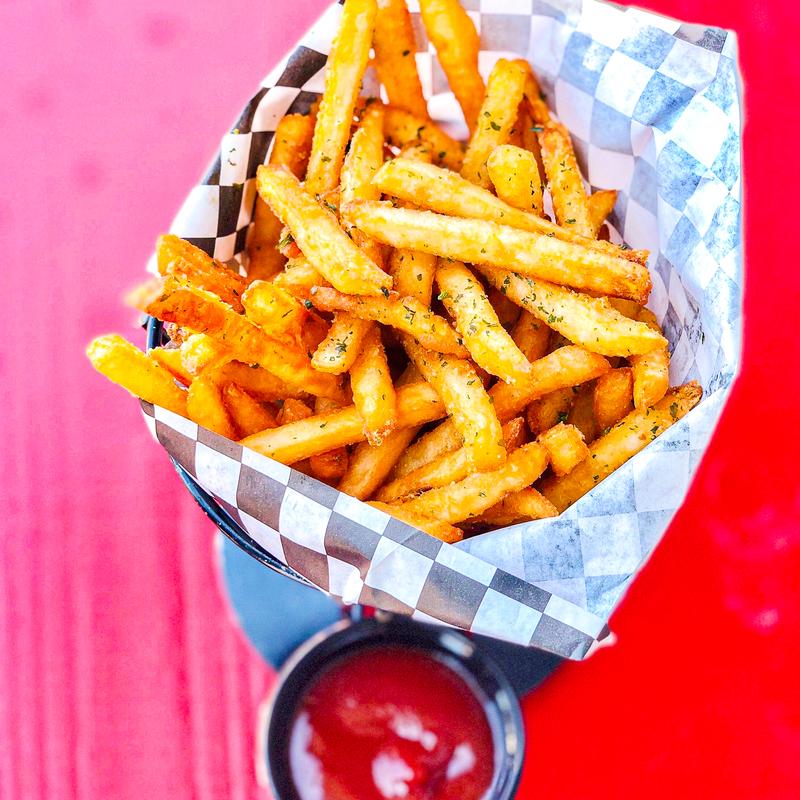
[142,0,742,659]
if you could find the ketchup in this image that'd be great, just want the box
[287,646,495,800]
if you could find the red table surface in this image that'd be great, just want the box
[1,0,798,798]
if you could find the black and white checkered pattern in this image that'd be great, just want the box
[143,0,742,658]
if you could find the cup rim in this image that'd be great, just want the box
[256,614,525,800]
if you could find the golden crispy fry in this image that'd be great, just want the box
[566,382,597,444]
[308,397,350,483]
[345,201,652,303]
[187,375,236,438]
[373,0,427,118]
[587,189,618,238]
[487,144,544,216]
[516,59,550,125]
[87,334,188,416]
[542,382,703,511]
[511,311,550,362]
[156,234,247,311]
[367,502,463,543]
[476,267,666,357]
[257,166,391,297]
[436,261,532,384]
[403,336,505,472]
[377,417,525,502]
[370,158,648,265]
[339,427,420,499]
[390,419,464,479]
[148,346,193,385]
[398,442,549,524]
[537,422,589,476]
[305,0,378,195]
[607,297,643,319]
[249,113,317,281]
[466,487,557,527]
[272,256,329,299]
[341,105,386,204]
[383,108,464,171]
[461,60,528,188]
[539,121,593,238]
[215,361,308,401]
[180,333,234,377]
[241,280,308,348]
[526,387,574,435]
[418,0,484,133]
[223,383,278,437]
[311,314,373,374]
[389,249,437,305]
[398,142,435,163]
[240,381,444,463]
[629,308,670,409]
[350,325,397,445]
[125,278,168,314]
[145,279,344,401]
[593,367,634,431]
[308,286,467,356]
[277,398,313,425]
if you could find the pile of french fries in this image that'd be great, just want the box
[87,0,701,544]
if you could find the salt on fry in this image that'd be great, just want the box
[461,59,528,188]
[389,249,437,305]
[87,334,188,417]
[541,382,703,511]
[373,0,427,118]
[305,0,378,195]
[311,314,374,374]
[418,0,484,133]
[241,280,308,348]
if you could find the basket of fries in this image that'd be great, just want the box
[87,0,742,659]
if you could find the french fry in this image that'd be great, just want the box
[272,256,329,299]
[487,286,521,329]
[341,104,386,205]
[87,334,188,416]
[370,158,648,265]
[526,387,574,434]
[249,113,317,281]
[344,201,652,303]
[377,417,525,502]
[241,280,308,348]
[487,144,544,216]
[311,314,374,374]
[389,249,437,305]
[373,0,427,118]
[607,297,643,319]
[539,121,593,238]
[383,108,464,171]
[145,279,345,401]
[240,381,445,464]
[517,59,550,126]
[215,361,309,402]
[398,442,549,524]
[418,0,484,133]
[148,346,193,385]
[593,367,634,431]
[308,397,350,483]
[537,422,589,476]
[305,0,378,195]
[511,311,550,362]
[350,325,397,445]
[466,487,557,527]
[339,427,420,499]
[566,382,597,444]
[389,419,464,479]
[476,267,666,357]
[156,234,247,311]
[257,166,391,297]
[308,286,468,356]
[367,502,463,543]
[461,59,528,188]
[187,375,237,439]
[541,382,703,511]
[180,333,233,377]
[436,261,532,384]
[587,189,618,238]
[223,383,278,437]
[277,398,313,425]
[403,336,505,472]
[629,308,670,409]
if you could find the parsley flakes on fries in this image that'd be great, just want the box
[87,0,701,542]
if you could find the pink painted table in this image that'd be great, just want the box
[1,1,799,798]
